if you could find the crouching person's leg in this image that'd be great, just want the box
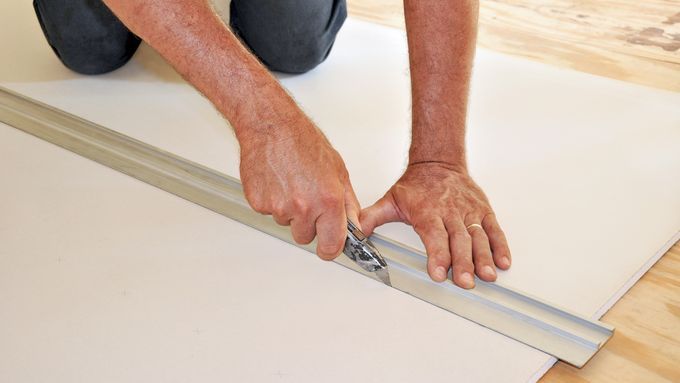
[230,0,347,74]
[33,0,141,75]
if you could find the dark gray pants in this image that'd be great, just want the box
[33,0,347,75]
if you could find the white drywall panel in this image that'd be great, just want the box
[0,122,549,382]
[1,1,679,381]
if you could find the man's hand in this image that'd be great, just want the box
[393,0,505,288]
[239,120,361,260]
[360,162,511,288]
[100,1,359,261]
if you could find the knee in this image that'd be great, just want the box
[33,0,141,75]
[56,33,141,75]
[230,0,347,74]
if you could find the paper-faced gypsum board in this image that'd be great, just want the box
[0,86,613,367]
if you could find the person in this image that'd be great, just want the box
[33,0,511,289]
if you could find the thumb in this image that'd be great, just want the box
[359,194,401,236]
[344,185,362,232]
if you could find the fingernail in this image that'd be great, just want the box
[499,256,511,268]
[461,272,475,288]
[351,219,363,231]
[434,266,447,281]
[483,265,496,278]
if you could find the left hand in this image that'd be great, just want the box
[359,162,511,289]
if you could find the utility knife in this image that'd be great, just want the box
[343,220,391,286]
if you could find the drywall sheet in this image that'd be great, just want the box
[0,121,553,383]
[1,1,679,382]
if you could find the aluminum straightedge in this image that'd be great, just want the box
[0,87,613,367]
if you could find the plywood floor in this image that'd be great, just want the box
[347,1,680,382]
[348,0,680,92]
[542,243,680,382]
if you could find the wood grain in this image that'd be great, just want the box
[347,1,680,381]
[347,0,680,91]
[541,241,680,383]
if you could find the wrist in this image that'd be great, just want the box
[234,105,317,152]
[408,139,467,172]
[407,159,468,175]
[408,115,468,171]
[228,83,311,146]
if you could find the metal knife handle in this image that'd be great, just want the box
[343,220,388,273]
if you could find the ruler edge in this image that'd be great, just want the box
[0,86,613,367]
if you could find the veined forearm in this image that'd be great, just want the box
[102,0,309,146]
[403,0,479,169]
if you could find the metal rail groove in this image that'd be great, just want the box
[0,86,613,367]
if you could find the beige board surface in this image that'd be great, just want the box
[1,1,679,382]
[0,121,550,382]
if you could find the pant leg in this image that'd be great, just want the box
[33,0,141,75]
[229,0,347,74]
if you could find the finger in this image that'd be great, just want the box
[482,214,512,270]
[315,201,347,261]
[412,217,451,283]
[467,222,497,282]
[344,183,362,231]
[272,213,291,227]
[445,218,475,289]
[290,216,316,245]
[272,201,292,226]
[359,194,400,236]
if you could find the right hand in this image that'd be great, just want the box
[238,117,360,260]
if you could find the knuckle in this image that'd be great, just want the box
[248,198,268,214]
[293,232,314,245]
[244,188,269,214]
[479,245,493,256]
[476,250,493,261]
[452,255,473,269]
[271,202,287,219]
[319,190,343,209]
[273,215,288,226]
[291,197,310,215]
[481,210,495,220]
[430,249,450,262]
[494,228,508,240]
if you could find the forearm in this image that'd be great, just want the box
[403,0,479,170]
[102,0,310,146]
